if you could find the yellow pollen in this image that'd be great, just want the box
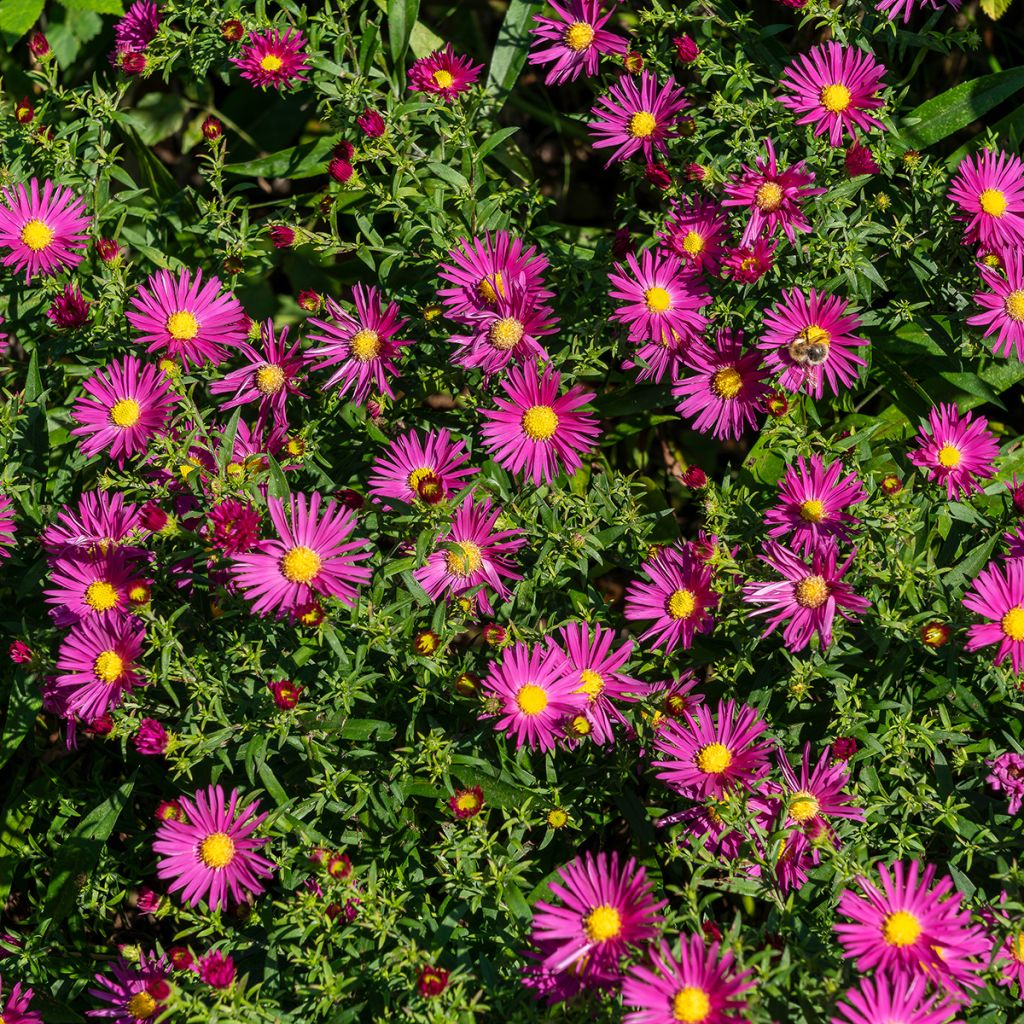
[644,286,673,313]
[489,317,525,351]
[936,445,961,468]
[628,111,658,138]
[432,69,455,89]
[20,219,53,251]
[696,742,732,774]
[110,398,141,428]
[1013,934,1024,963]
[883,910,922,947]
[672,986,711,1023]
[260,53,283,72]
[980,188,1007,217]
[547,808,568,828]
[681,230,705,255]
[789,791,820,822]
[166,310,199,340]
[256,363,286,394]
[570,715,591,736]
[445,541,483,577]
[820,83,852,113]
[158,358,178,376]
[199,831,236,869]
[576,669,604,701]
[281,545,322,583]
[407,466,435,492]
[350,329,380,362]
[799,499,826,523]
[804,325,831,347]
[755,181,784,212]
[795,574,829,609]
[1004,291,1024,322]
[85,580,119,612]
[126,991,158,1020]
[667,589,696,620]
[522,405,558,441]
[1002,607,1024,642]
[583,904,622,942]
[711,367,743,400]
[455,792,480,812]
[94,650,125,684]
[477,272,505,303]
[516,683,549,716]
[564,21,596,51]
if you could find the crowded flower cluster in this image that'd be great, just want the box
[2,0,1024,1021]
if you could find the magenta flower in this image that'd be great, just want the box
[113,0,160,52]
[479,640,585,752]
[768,743,864,836]
[126,267,248,368]
[0,975,41,1024]
[658,197,729,277]
[229,492,372,617]
[367,428,477,508]
[778,43,886,147]
[907,403,999,500]
[845,142,879,177]
[47,283,91,329]
[205,500,261,556]
[987,751,1024,813]
[413,492,525,614]
[652,699,772,800]
[231,28,310,90]
[673,329,769,440]
[764,455,867,554]
[528,0,627,85]
[0,494,15,560]
[743,541,870,652]
[408,44,483,101]
[996,931,1024,992]
[198,949,236,989]
[154,784,275,909]
[876,0,961,22]
[478,362,600,485]
[70,355,177,466]
[835,861,988,997]
[87,953,168,1024]
[522,937,620,1004]
[968,250,1024,361]
[831,975,958,1024]
[134,717,168,755]
[0,178,90,282]
[623,545,717,653]
[588,72,688,168]
[42,492,143,558]
[721,238,777,284]
[964,558,1024,673]
[948,149,1024,253]
[622,934,754,1024]
[307,285,412,404]
[45,549,147,627]
[759,288,869,399]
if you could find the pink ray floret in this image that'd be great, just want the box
[0,178,90,282]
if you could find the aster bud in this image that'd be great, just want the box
[333,139,354,161]
[454,672,479,697]
[880,474,903,496]
[832,737,857,761]
[298,289,322,312]
[119,51,147,75]
[14,98,35,125]
[681,466,707,489]
[221,19,244,41]
[357,107,386,138]
[201,116,222,140]
[268,678,302,709]
[268,225,295,249]
[414,630,440,656]
[328,158,353,184]
[611,227,634,260]
[673,34,700,62]
[96,238,122,263]
[920,622,951,648]
[624,51,644,73]
[28,32,50,59]
[644,163,671,189]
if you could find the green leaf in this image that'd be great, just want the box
[57,0,124,13]
[486,0,542,106]
[0,671,40,772]
[0,0,44,38]
[223,138,335,179]
[265,454,290,499]
[122,92,190,146]
[980,0,1013,18]
[477,126,519,162]
[387,0,419,63]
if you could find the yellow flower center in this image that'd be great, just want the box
[789,791,820,822]
[199,831,236,869]
[820,83,852,113]
[564,21,596,51]
[628,111,658,138]
[644,286,673,313]
[260,53,283,72]
[583,904,622,942]
[667,589,696,620]
[522,405,559,441]
[516,683,549,716]
[433,69,455,89]
[980,188,1007,217]
[126,992,158,1020]
[166,310,199,340]
[755,181,784,212]
[576,669,604,701]
[672,986,711,1023]
[1013,933,1024,963]
[1002,607,1024,642]
[350,329,381,362]
[936,445,961,468]
[94,650,125,684]
[489,317,525,351]
[445,541,483,577]
[883,910,922,947]
[805,324,831,347]
[407,466,436,492]
[455,791,480,812]
[20,219,53,251]
[711,367,743,400]
[570,714,591,736]
[85,580,119,612]
[794,574,829,609]
[281,545,322,583]
[110,398,141,428]
[799,499,826,523]
[696,742,732,774]
[477,272,504,303]
[256,363,286,394]
[547,808,568,828]
[1004,291,1024,322]
[158,358,178,376]
[681,230,705,255]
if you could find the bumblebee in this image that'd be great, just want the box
[787,327,830,367]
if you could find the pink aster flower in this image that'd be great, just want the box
[70,355,177,466]
[126,267,248,368]
[876,0,961,23]
[413,492,526,614]
[721,238,777,284]
[154,784,275,909]
[367,428,477,508]
[198,950,236,989]
[964,559,1024,673]
[652,699,772,800]
[229,491,372,617]
[831,975,959,1024]
[528,0,627,85]
[987,751,1024,813]
[588,72,688,168]
[722,140,824,246]
[87,953,168,1024]
[478,362,600,486]
[673,329,770,440]
[968,250,1024,361]
[764,455,867,554]
[778,43,886,147]
[743,541,870,652]
[408,44,483,101]
[306,285,412,404]
[759,288,869,399]
[530,850,665,977]
[42,492,143,558]
[845,141,879,177]
[0,178,90,282]
[0,975,41,1024]
[438,231,553,323]
[206,500,261,555]
[947,149,1024,253]
[0,494,15,560]
[835,861,988,997]
[114,0,160,52]
[996,931,1024,992]
[522,938,620,1004]
[907,403,999,500]
[45,549,148,627]
[53,614,146,721]
[623,544,717,653]
[622,934,754,1024]
[210,320,306,432]
[657,197,729,277]
[767,743,864,839]
[231,28,310,90]
[134,717,168,755]
[47,283,91,329]
[479,640,585,753]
